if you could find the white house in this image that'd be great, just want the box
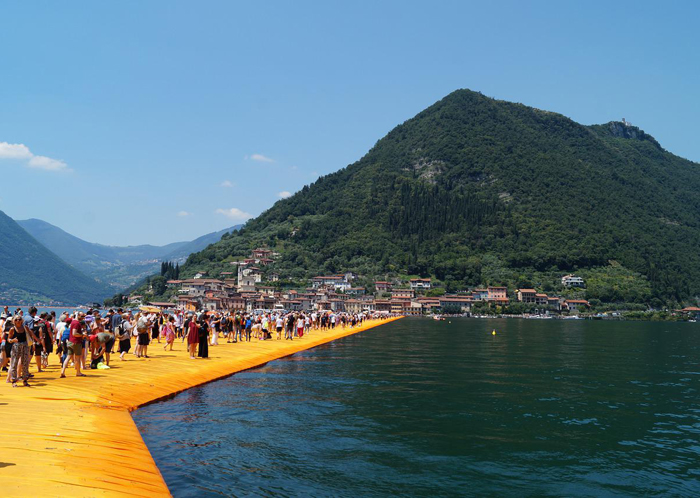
[562,274,585,288]
[409,278,432,290]
[311,276,351,292]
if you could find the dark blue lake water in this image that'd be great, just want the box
[134,318,700,497]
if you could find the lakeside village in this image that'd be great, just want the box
[119,249,700,321]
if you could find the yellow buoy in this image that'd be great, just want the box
[492,330,496,335]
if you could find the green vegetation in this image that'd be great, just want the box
[0,210,110,304]
[127,89,700,307]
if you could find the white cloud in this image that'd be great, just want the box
[0,143,32,159]
[27,155,69,171]
[215,207,252,221]
[0,142,71,172]
[278,191,292,199]
[220,180,234,188]
[177,211,192,217]
[248,153,274,163]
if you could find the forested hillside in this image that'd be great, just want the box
[0,211,110,304]
[156,90,700,305]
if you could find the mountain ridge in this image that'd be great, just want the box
[0,210,110,304]
[17,218,242,291]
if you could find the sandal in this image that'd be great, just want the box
[77,373,87,377]
[60,374,66,378]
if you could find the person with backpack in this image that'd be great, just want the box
[233,313,242,343]
[244,314,253,342]
[285,313,294,340]
[114,309,132,361]
[134,312,152,358]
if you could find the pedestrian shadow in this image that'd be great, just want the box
[0,462,16,468]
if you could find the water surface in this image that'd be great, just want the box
[134,318,700,496]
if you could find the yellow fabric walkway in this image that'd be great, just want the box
[1,317,401,497]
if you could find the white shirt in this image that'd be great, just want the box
[55,321,67,341]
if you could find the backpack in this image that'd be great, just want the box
[115,323,129,341]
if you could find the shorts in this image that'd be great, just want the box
[105,337,115,354]
[4,341,12,357]
[119,339,131,354]
[67,342,83,356]
[32,343,43,355]
[138,333,150,346]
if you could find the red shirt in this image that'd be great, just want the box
[69,320,84,344]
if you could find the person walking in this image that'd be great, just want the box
[8,315,40,387]
[276,314,283,340]
[24,306,44,373]
[233,313,242,343]
[1,316,11,375]
[163,316,176,351]
[116,312,132,360]
[197,315,209,358]
[60,314,87,379]
[285,314,294,340]
[296,314,305,338]
[186,316,198,359]
[244,315,252,342]
[135,312,151,358]
[210,315,219,346]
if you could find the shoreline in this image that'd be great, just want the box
[1,316,402,496]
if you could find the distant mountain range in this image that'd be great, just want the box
[0,210,110,305]
[16,219,241,292]
[0,213,241,304]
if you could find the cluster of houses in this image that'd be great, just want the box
[128,252,590,315]
[515,289,589,312]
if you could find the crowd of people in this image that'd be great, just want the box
[0,304,387,387]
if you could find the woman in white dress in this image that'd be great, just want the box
[209,314,219,346]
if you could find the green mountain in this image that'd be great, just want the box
[154,90,700,305]
[17,219,241,290]
[0,210,110,304]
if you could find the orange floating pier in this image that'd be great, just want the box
[1,317,401,496]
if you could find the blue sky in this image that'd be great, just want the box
[1,1,698,245]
